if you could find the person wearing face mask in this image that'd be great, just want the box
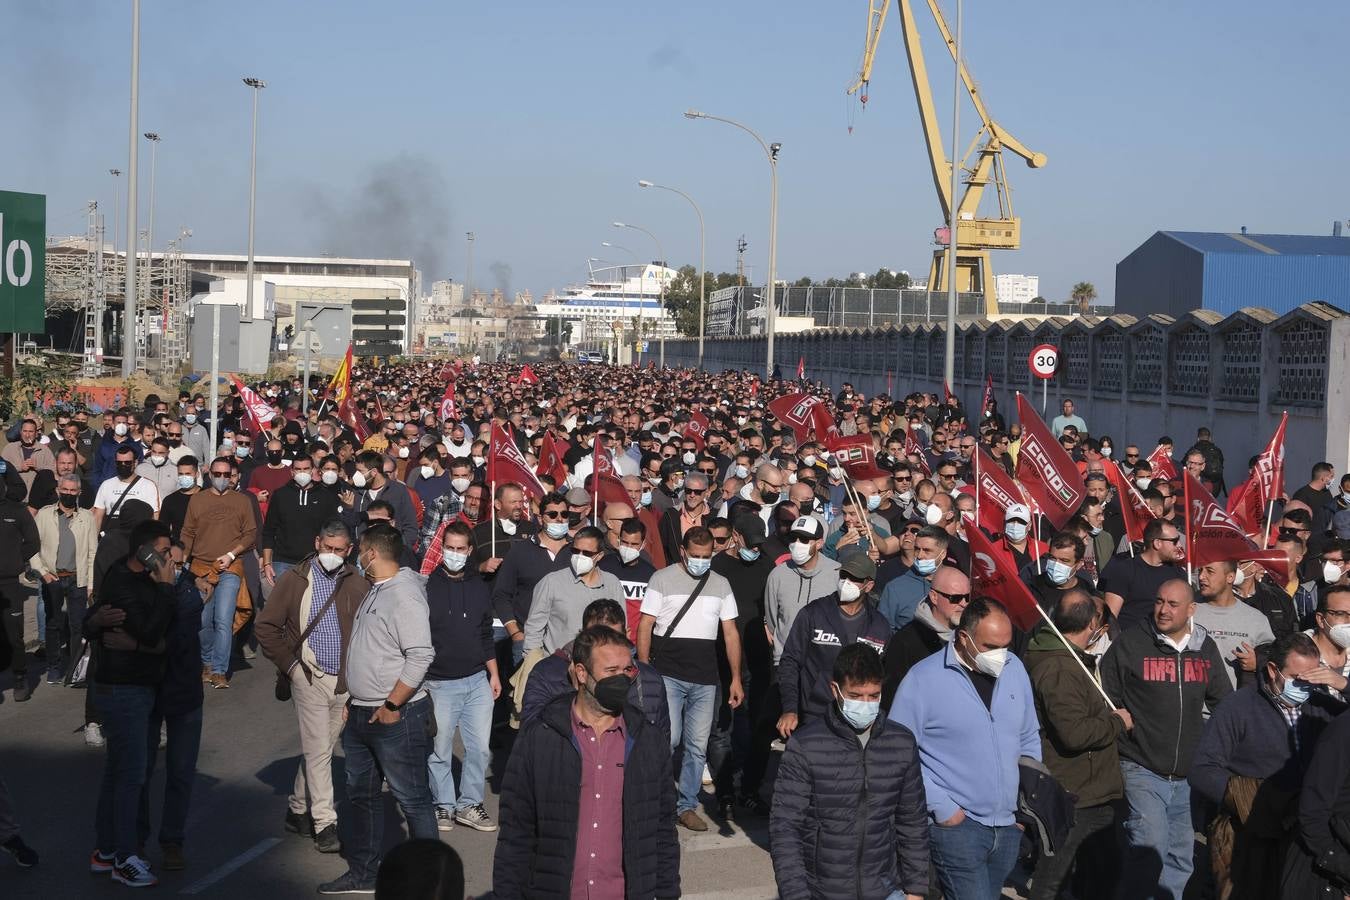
[256,520,367,855]
[1100,579,1231,900]
[890,598,1040,900]
[1189,632,1339,900]
[493,625,680,900]
[880,565,970,709]
[91,410,144,487]
[775,554,891,741]
[316,524,436,896]
[260,457,341,586]
[1023,590,1132,900]
[488,493,576,666]
[997,504,1046,575]
[417,457,475,555]
[93,446,161,537]
[521,528,622,657]
[408,446,449,509]
[658,470,711,564]
[1025,532,1092,614]
[338,451,419,553]
[764,516,841,668]
[420,523,501,834]
[133,436,179,506]
[770,644,929,900]
[1301,583,1350,703]
[878,525,949,631]
[637,527,744,832]
[180,407,211,464]
[29,474,98,687]
[598,518,657,643]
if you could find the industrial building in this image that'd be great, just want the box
[1115,229,1350,318]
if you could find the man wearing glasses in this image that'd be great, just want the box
[522,527,622,656]
[659,472,711,564]
[880,565,969,709]
[1100,519,1185,631]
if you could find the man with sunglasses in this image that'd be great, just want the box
[1100,519,1185,632]
[659,471,711,564]
[881,565,969,710]
[522,527,621,657]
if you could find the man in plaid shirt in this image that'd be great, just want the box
[418,457,476,553]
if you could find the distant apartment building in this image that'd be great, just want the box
[995,273,1039,305]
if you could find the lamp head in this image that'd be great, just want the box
[144,132,160,142]
[638,180,653,188]
[684,109,705,119]
[243,77,266,89]
[612,222,626,228]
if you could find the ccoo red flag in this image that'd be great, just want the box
[438,383,458,423]
[231,376,275,437]
[973,446,1029,537]
[966,526,1043,632]
[1014,393,1087,530]
[535,431,568,487]
[1147,445,1178,483]
[1183,472,1288,582]
[488,423,545,499]
[586,432,634,512]
[827,434,888,480]
[903,431,931,477]
[684,410,710,452]
[1225,475,1265,539]
[768,393,836,444]
[1254,412,1287,520]
[1102,460,1156,543]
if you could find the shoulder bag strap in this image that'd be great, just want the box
[661,572,712,639]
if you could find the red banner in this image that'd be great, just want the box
[488,423,545,499]
[231,376,275,436]
[1254,412,1287,519]
[1147,445,1178,483]
[535,431,568,486]
[517,364,539,385]
[981,374,995,418]
[438,383,458,423]
[1014,393,1087,529]
[684,410,710,452]
[903,431,931,477]
[827,434,888,480]
[796,356,805,380]
[587,432,634,512]
[974,446,1028,537]
[1102,460,1155,543]
[1183,472,1288,582]
[337,398,370,442]
[966,525,1042,632]
[768,393,837,444]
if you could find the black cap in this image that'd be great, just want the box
[733,513,767,547]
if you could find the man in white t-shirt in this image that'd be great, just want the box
[93,445,160,535]
[1193,560,1275,689]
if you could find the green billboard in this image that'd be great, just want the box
[0,190,46,333]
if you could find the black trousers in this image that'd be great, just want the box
[0,578,27,675]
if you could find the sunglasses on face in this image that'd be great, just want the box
[541,509,568,520]
[573,548,601,558]
[1155,535,1182,545]
[932,589,970,604]
[1125,453,1140,459]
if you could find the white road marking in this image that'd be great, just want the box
[179,837,282,895]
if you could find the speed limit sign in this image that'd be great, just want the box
[1029,344,1059,380]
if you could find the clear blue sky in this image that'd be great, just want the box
[4,1,1346,304]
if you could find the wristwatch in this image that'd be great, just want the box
[383,699,403,713]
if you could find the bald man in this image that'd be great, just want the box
[881,565,970,709]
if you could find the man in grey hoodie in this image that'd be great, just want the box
[317,523,436,896]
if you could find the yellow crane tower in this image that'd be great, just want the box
[847,0,1046,315]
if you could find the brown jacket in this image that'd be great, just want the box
[256,555,367,695]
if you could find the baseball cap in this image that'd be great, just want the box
[789,515,824,540]
[733,514,767,547]
[839,554,877,580]
[1004,503,1031,524]
[564,487,591,507]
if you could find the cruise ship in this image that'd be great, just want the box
[535,261,681,347]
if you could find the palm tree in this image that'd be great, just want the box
[1070,281,1097,313]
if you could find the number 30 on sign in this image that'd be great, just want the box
[1029,345,1058,380]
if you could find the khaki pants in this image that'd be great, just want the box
[288,666,345,830]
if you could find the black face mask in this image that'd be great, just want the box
[59,493,78,509]
[760,487,782,505]
[267,451,284,464]
[116,461,136,478]
[588,673,632,714]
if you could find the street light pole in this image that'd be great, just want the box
[684,110,779,379]
[122,0,140,378]
[638,179,706,369]
[109,169,122,266]
[602,240,640,362]
[943,0,963,392]
[465,232,475,307]
[142,132,161,329]
[613,222,667,367]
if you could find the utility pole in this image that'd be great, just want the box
[736,235,747,335]
[942,0,963,391]
[122,0,141,378]
[465,232,475,308]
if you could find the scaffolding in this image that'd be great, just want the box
[159,231,190,378]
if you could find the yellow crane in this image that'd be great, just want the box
[847,0,1046,315]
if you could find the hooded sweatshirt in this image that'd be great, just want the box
[1099,617,1231,778]
[344,567,435,706]
[764,555,841,664]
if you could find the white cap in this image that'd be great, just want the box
[789,515,824,539]
[1004,503,1031,524]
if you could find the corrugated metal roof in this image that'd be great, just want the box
[1162,231,1350,257]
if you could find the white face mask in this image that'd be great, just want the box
[1136,477,1151,491]
[472,455,486,468]
[316,552,345,573]
[1101,446,1113,458]
[968,639,1009,678]
[321,470,339,486]
[897,490,914,503]
[801,454,817,468]
[500,518,517,536]
[420,465,435,480]
[733,464,749,480]
[789,541,814,566]
[149,454,167,467]
[177,474,196,491]
[1004,522,1029,543]
[925,504,945,526]
[398,446,410,459]
[351,470,367,489]
[293,471,313,488]
[838,579,862,604]
[1329,623,1350,650]
[570,554,595,577]
[451,477,471,494]
[618,545,641,564]
[1323,561,1345,584]
[114,422,129,437]
[682,451,696,466]
[442,549,470,573]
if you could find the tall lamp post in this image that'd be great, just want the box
[108,169,122,264]
[142,132,161,327]
[602,240,641,363]
[612,222,667,367]
[683,109,779,379]
[122,0,141,377]
[465,231,475,307]
[942,0,963,392]
[638,179,705,369]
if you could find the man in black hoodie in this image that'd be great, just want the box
[1101,578,1231,900]
[0,462,38,701]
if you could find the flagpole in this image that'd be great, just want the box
[1033,513,1043,575]
[837,470,878,553]
[973,446,981,542]
[1183,472,1193,584]
[1034,603,1117,710]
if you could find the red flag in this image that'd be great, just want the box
[827,434,887,480]
[1183,472,1288,582]
[488,423,545,499]
[943,381,957,407]
[903,431,931,477]
[684,410,710,452]
[1147,445,1178,483]
[768,393,836,444]
[796,356,805,380]
[966,526,1043,632]
[371,393,387,426]
[1014,393,1087,530]
[231,376,274,437]
[981,374,995,418]
[337,398,370,442]
[587,432,634,512]
[535,431,568,486]
[1102,460,1155,543]
[749,378,759,398]
[973,446,1028,536]
[1225,475,1264,538]
[517,364,540,385]
[438,383,458,423]
[1254,412,1287,521]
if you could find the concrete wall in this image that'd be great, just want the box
[662,302,1349,493]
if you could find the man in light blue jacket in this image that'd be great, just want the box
[890,597,1041,900]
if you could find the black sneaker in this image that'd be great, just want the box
[284,810,314,836]
[738,794,770,816]
[313,825,341,854]
[317,871,375,895]
[12,678,30,703]
[45,666,64,685]
[2,835,38,868]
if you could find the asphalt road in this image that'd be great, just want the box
[0,605,778,899]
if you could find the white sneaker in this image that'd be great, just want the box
[84,723,105,748]
[159,722,167,750]
[702,764,713,786]
[111,853,158,887]
[435,807,454,832]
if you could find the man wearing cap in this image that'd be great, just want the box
[997,503,1046,574]
[563,487,593,530]
[764,516,841,668]
[878,525,950,631]
[776,554,891,738]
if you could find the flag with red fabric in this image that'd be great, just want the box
[1253,412,1287,524]
[1102,460,1155,543]
[827,434,888,480]
[1014,393,1087,530]
[516,364,540,385]
[768,393,837,444]
[684,411,710,452]
[371,393,387,427]
[586,433,634,512]
[943,381,957,407]
[796,356,805,380]
[749,378,759,398]
[438,383,458,423]
[973,446,1028,536]
[1225,476,1265,539]
[535,431,568,486]
[903,431,931,477]
[981,374,995,418]
[336,398,370,442]
[966,526,1043,632]
[231,376,276,437]
[1183,472,1288,582]
[487,423,545,499]
[1147,445,1178,483]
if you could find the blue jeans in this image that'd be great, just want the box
[42,575,88,669]
[426,673,493,810]
[139,706,203,848]
[1119,760,1193,900]
[342,696,438,883]
[272,561,295,580]
[198,571,241,675]
[928,816,1022,900]
[664,676,717,815]
[94,684,157,858]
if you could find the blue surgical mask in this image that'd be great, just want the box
[640,490,653,507]
[686,557,711,578]
[545,521,569,540]
[738,547,761,563]
[838,696,880,731]
[177,474,196,491]
[1279,677,1311,706]
[866,494,881,512]
[235,445,250,459]
[1045,559,1074,586]
[914,558,938,576]
[1004,522,1029,542]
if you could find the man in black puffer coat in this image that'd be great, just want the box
[493,626,679,900]
[770,643,929,900]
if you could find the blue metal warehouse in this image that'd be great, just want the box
[1115,230,1350,318]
